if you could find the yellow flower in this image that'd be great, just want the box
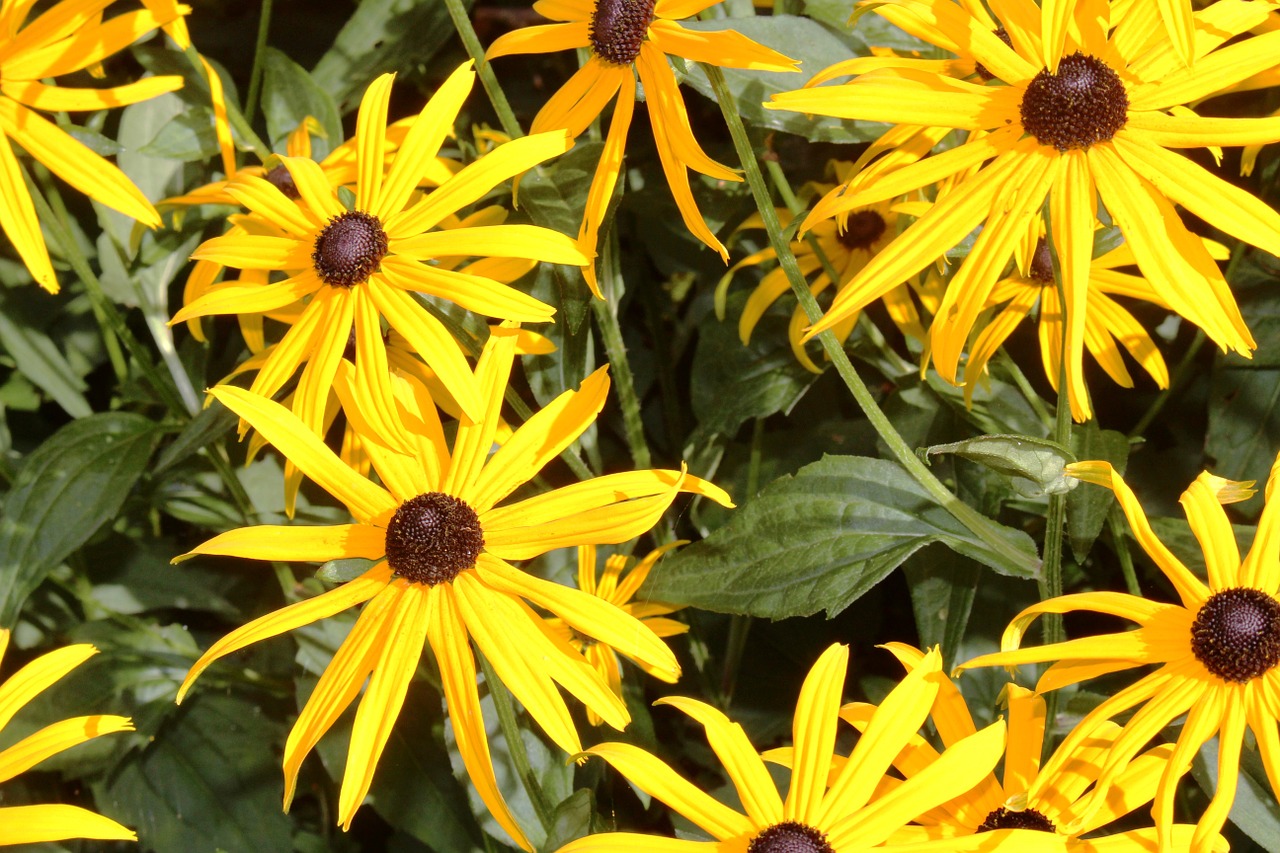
[171,64,587,463]
[486,0,798,294]
[852,644,1225,852]
[0,0,186,292]
[173,327,732,848]
[958,456,1280,853]
[546,541,688,725]
[717,163,928,372]
[0,629,136,846]
[556,644,1022,853]
[767,0,1280,420]
[956,226,1211,420]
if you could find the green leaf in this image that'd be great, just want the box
[1193,737,1280,853]
[1066,421,1130,561]
[139,108,221,161]
[0,294,92,418]
[923,434,1077,499]
[544,789,594,851]
[97,692,291,853]
[680,16,888,143]
[903,544,979,674]
[0,413,161,624]
[1206,255,1280,518]
[261,47,343,160]
[154,398,237,474]
[642,454,1040,619]
[311,0,467,111]
[689,291,819,441]
[316,556,377,583]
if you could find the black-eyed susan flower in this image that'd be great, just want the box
[171,63,586,452]
[767,0,1280,418]
[848,644,1224,852]
[955,227,1211,420]
[485,0,798,294]
[0,0,186,292]
[174,327,732,849]
[0,629,136,846]
[545,541,687,725]
[959,456,1280,853]
[555,644,1032,853]
[716,163,929,372]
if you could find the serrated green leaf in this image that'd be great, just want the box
[0,413,161,624]
[261,47,343,159]
[1067,421,1130,561]
[97,692,291,853]
[0,296,92,418]
[642,454,1040,619]
[924,434,1076,498]
[1206,255,1280,518]
[680,16,888,143]
[311,0,466,111]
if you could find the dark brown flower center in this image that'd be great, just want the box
[1191,588,1280,683]
[977,807,1056,833]
[837,210,886,252]
[1028,237,1054,284]
[1020,52,1128,151]
[266,164,299,200]
[748,822,834,853]
[589,0,656,65]
[312,210,388,287]
[974,28,1014,82]
[384,492,484,586]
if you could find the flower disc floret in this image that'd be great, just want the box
[976,806,1056,833]
[312,210,389,287]
[1191,587,1280,683]
[266,164,300,200]
[589,0,657,65]
[748,822,835,853]
[837,210,886,252]
[1028,238,1055,285]
[384,492,484,586]
[1020,52,1128,151]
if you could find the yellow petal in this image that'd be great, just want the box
[379,254,555,322]
[354,73,394,211]
[207,386,396,521]
[1180,472,1243,590]
[338,582,430,828]
[376,62,474,220]
[583,742,753,839]
[173,523,385,564]
[427,583,533,851]
[0,98,160,227]
[786,643,847,824]
[283,584,395,811]
[0,127,56,290]
[0,805,136,844]
[485,21,588,60]
[224,174,315,238]
[657,696,783,826]
[0,77,181,111]
[0,645,97,731]
[0,715,132,783]
[648,19,798,72]
[468,365,609,511]
[177,563,393,703]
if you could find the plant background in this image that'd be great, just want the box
[1,0,1279,850]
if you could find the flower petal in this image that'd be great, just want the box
[0,805,135,844]
[378,254,555,322]
[0,644,96,731]
[173,523,385,564]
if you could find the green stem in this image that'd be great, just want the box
[703,64,1039,577]
[444,0,525,139]
[28,174,190,418]
[478,651,554,834]
[1107,504,1142,597]
[592,227,651,469]
[243,0,275,126]
[720,417,765,707]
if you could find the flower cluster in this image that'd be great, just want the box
[3,0,1280,849]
